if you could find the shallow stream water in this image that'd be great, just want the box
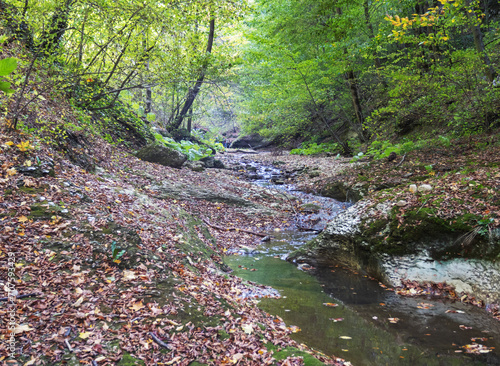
[224,157,500,365]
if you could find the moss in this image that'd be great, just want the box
[116,353,146,366]
[265,345,326,366]
[360,205,498,259]
[29,204,57,220]
[218,329,230,340]
[19,185,48,194]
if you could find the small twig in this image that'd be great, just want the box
[0,292,39,302]
[64,339,73,352]
[149,332,173,350]
[395,153,407,168]
[202,218,267,238]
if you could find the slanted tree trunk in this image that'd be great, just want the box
[171,18,215,130]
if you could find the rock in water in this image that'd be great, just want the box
[135,144,187,168]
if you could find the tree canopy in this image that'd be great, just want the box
[1,0,499,149]
[234,0,500,152]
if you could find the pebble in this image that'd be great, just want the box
[396,200,407,207]
[409,184,417,193]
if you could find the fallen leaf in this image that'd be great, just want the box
[242,323,253,334]
[166,356,182,365]
[129,300,145,312]
[79,331,93,339]
[13,324,33,334]
[122,270,137,281]
[323,302,338,307]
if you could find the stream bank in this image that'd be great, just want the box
[225,147,500,311]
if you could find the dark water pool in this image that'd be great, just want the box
[225,231,500,366]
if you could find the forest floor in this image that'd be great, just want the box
[0,129,346,365]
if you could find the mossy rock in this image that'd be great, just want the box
[29,203,69,220]
[320,181,366,202]
[360,206,498,260]
[299,203,322,213]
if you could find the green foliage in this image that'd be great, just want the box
[351,139,428,162]
[110,241,126,262]
[191,129,225,153]
[290,142,339,156]
[237,0,500,149]
[153,133,212,161]
[0,57,18,94]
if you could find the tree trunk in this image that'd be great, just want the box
[465,0,496,82]
[171,18,215,130]
[187,107,193,133]
[363,0,381,69]
[39,0,74,55]
[346,70,367,141]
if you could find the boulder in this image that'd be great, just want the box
[135,144,187,168]
[230,133,270,149]
[185,161,205,172]
[200,156,225,169]
[288,200,500,303]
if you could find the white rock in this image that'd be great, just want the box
[409,184,418,194]
[417,184,432,193]
[396,200,407,207]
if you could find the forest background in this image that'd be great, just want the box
[1,0,499,156]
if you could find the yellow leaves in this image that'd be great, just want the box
[6,167,17,176]
[16,141,34,152]
[18,215,29,223]
[323,302,338,307]
[79,331,93,339]
[288,325,301,333]
[5,141,14,146]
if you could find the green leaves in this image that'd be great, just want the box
[0,58,18,94]
[0,58,17,76]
